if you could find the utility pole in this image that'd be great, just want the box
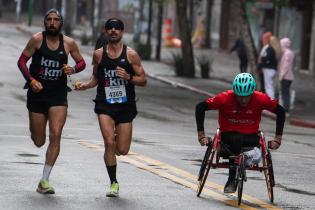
[28,0,33,26]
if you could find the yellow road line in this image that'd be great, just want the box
[119,155,257,210]
[78,140,282,210]
[131,153,281,210]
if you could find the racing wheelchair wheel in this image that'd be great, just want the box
[236,155,246,205]
[263,149,274,203]
[197,142,214,197]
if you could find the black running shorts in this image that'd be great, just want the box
[94,102,137,124]
[27,93,68,115]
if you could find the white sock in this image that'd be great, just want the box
[41,164,53,181]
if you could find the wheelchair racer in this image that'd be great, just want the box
[195,73,285,193]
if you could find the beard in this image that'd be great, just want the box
[107,34,122,44]
[45,25,61,36]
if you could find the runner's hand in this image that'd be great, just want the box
[63,64,75,75]
[116,66,131,81]
[268,135,282,150]
[198,136,212,146]
[74,81,88,91]
[30,79,43,92]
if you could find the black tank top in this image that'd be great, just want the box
[29,31,68,95]
[95,45,135,104]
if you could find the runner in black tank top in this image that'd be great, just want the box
[95,44,135,104]
[17,9,86,194]
[29,31,68,98]
[74,18,147,197]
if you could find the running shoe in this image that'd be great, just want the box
[36,179,55,194]
[106,182,119,197]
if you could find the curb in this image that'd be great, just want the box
[147,73,315,129]
[289,118,315,129]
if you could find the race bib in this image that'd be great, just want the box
[105,85,127,104]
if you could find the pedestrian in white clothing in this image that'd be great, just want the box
[260,36,279,99]
[279,38,295,113]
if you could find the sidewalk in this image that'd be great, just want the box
[14,23,315,129]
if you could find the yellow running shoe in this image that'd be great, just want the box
[106,182,119,197]
[36,179,55,194]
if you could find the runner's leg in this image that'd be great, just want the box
[98,114,120,196]
[36,106,66,194]
[115,122,133,155]
[29,112,47,147]
[98,114,117,183]
[46,106,67,166]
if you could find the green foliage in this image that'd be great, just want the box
[137,43,152,60]
[171,53,184,76]
[197,55,213,78]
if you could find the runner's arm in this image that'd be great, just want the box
[127,48,147,86]
[64,39,86,74]
[75,50,99,90]
[195,101,211,145]
[17,36,38,82]
[269,104,286,149]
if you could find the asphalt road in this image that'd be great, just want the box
[0,23,315,210]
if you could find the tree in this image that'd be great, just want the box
[155,0,164,61]
[175,0,195,77]
[203,0,214,48]
[237,0,262,89]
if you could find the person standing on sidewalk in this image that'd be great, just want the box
[75,18,147,197]
[257,32,272,92]
[279,38,295,114]
[230,37,248,73]
[259,35,279,99]
[17,9,86,194]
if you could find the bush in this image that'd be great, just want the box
[137,43,152,60]
[197,55,213,78]
[171,53,184,76]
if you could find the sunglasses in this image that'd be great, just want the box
[105,20,124,31]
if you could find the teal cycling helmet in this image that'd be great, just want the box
[232,73,256,96]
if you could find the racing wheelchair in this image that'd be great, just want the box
[196,129,275,205]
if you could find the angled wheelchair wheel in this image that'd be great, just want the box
[197,142,215,197]
[263,150,274,203]
[198,142,212,181]
[237,155,245,205]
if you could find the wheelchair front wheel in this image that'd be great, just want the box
[263,150,274,203]
[237,155,246,205]
[197,142,215,197]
